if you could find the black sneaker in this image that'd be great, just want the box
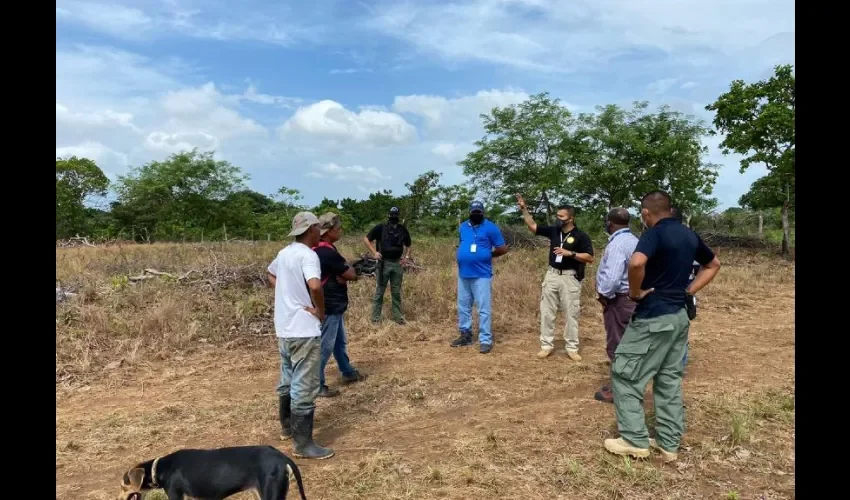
[394,318,407,325]
[450,332,473,347]
[317,385,340,398]
[479,343,492,354]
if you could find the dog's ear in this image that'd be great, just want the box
[127,468,145,489]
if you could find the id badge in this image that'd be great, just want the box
[470,243,477,253]
[555,255,563,263]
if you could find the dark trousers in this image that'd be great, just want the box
[602,294,637,361]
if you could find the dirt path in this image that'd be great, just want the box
[57,285,794,500]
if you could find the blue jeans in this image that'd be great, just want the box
[276,336,321,414]
[457,277,492,345]
[320,314,356,387]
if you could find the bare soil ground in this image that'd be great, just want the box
[56,241,794,499]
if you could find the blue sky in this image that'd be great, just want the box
[56,0,795,209]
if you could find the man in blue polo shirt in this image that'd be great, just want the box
[604,190,720,463]
[450,200,509,354]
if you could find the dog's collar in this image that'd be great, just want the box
[150,457,161,488]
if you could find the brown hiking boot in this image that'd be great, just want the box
[649,439,678,463]
[566,350,582,361]
[604,438,650,458]
[536,348,553,359]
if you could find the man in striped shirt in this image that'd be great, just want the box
[594,208,639,403]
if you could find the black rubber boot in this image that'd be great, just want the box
[278,395,292,440]
[292,410,335,459]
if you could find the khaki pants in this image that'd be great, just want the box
[539,268,581,352]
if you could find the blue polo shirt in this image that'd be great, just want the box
[456,219,505,279]
[634,218,715,319]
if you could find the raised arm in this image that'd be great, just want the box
[516,194,538,233]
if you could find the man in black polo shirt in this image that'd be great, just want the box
[604,191,720,463]
[517,195,594,361]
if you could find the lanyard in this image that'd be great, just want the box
[608,229,630,244]
[559,229,574,248]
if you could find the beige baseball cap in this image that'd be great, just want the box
[288,211,320,236]
[318,212,341,235]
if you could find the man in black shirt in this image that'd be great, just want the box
[517,195,594,361]
[363,207,412,325]
[604,191,720,463]
[314,213,365,398]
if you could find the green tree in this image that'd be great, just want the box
[112,149,247,241]
[706,64,795,256]
[459,92,576,219]
[572,102,720,214]
[738,168,795,212]
[404,170,442,222]
[56,156,109,239]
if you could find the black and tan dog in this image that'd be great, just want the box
[119,445,307,500]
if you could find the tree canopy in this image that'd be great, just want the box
[707,64,795,255]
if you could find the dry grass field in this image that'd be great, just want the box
[56,237,795,500]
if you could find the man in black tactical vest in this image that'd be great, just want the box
[363,207,412,325]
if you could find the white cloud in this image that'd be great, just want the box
[648,78,680,95]
[144,131,220,154]
[308,163,391,184]
[56,45,270,176]
[56,1,153,39]
[431,142,468,161]
[56,141,129,174]
[393,89,531,129]
[280,100,417,147]
[56,102,139,132]
[55,0,317,45]
[329,68,374,75]
[366,0,795,74]
[158,83,267,141]
[233,84,302,108]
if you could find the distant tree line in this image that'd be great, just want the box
[56,65,794,253]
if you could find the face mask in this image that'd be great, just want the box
[470,213,484,225]
[388,216,399,224]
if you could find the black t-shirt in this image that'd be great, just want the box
[366,223,412,260]
[315,243,351,316]
[633,217,716,319]
[535,225,594,280]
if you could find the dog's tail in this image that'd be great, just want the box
[285,458,307,500]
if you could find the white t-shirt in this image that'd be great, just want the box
[267,242,322,338]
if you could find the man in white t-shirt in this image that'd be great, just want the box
[267,211,333,460]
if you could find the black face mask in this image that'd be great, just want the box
[388,216,399,224]
[469,213,484,225]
